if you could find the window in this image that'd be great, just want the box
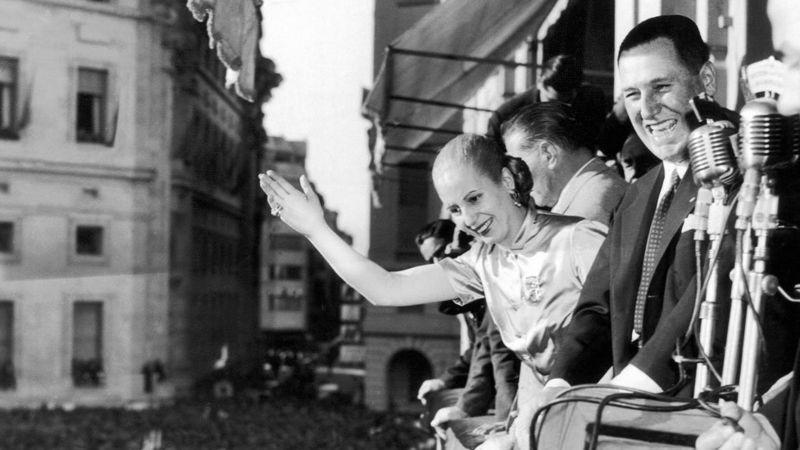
[0,58,17,138]
[72,301,104,387]
[270,235,304,251]
[76,68,108,143]
[75,225,104,256]
[0,301,14,389]
[398,166,428,206]
[270,288,303,311]
[396,165,429,258]
[0,221,13,254]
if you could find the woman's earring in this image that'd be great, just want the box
[509,191,523,207]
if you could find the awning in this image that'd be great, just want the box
[362,0,559,167]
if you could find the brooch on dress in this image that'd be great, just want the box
[524,276,544,304]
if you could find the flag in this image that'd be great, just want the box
[186,0,261,101]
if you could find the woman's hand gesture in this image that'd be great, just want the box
[258,171,327,238]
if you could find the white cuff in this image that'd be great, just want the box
[609,364,661,393]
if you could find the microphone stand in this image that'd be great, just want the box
[722,168,760,387]
[721,222,752,386]
[737,175,780,411]
[694,185,729,396]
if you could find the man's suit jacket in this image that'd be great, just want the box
[456,318,519,419]
[550,164,712,390]
[551,157,627,226]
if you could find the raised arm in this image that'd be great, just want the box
[259,171,457,306]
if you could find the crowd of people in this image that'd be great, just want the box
[259,3,800,449]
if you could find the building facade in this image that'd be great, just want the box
[363,0,461,413]
[0,0,278,406]
[259,137,309,334]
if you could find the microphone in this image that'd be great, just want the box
[735,99,786,229]
[686,94,739,242]
[689,122,739,189]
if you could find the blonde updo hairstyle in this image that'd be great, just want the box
[433,134,532,207]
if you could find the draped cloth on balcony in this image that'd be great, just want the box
[186,0,261,101]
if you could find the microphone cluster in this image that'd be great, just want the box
[687,88,800,402]
[687,83,800,407]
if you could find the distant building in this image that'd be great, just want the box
[259,136,352,351]
[0,0,279,406]
[259,138,309,334]
[363,0,461,414]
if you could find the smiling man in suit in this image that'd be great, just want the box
[545,15,730,396]
[501,102,627,226]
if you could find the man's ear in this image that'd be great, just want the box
[501,167,515,191]
[539,142,559,168]
[699,60,717,97]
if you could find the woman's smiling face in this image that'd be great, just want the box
[433,161,522,248]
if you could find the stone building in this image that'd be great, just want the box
[258,136,353,354]
[259,137,309,336]
[0,0,279,406]
[362,0,461,413]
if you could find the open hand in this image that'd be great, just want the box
[258,171,326,238]
[430,406,468,439]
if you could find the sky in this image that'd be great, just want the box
[261,0,375,253]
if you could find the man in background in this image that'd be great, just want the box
[501,102,627,226]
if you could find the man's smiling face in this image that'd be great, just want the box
[618,38,708,163]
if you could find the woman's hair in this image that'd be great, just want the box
[435,134,533,204]
[539,54,583,94]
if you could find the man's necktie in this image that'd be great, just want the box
[633,170,681,341]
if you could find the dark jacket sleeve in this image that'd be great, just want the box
[487,318,519,420]
[440,347,472,389]
[455,318,494,416]
[456,315,520,419]
[549,233,614,385]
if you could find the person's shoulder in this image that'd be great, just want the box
[496,88,536,114]
[573,217,609,236]
[577,160,628,195]
[535,210,583,227]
